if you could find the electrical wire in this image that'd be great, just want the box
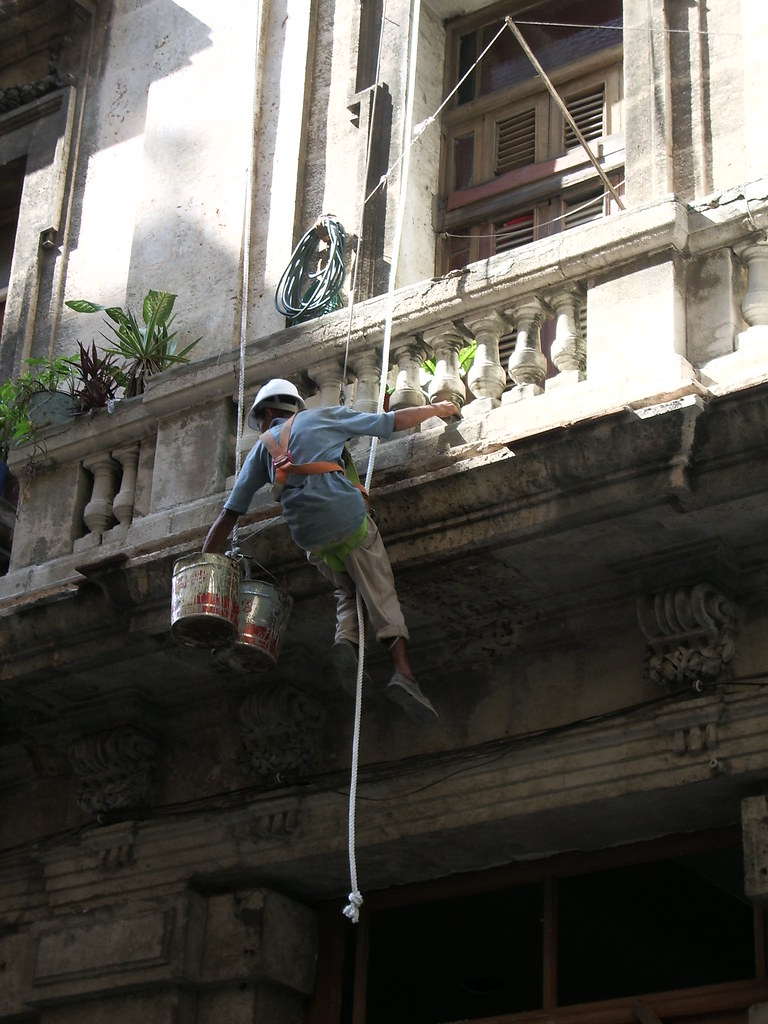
[274,215,347,325]
[515,19,743,37]
[443,182,626,242]
[4,676,763,867]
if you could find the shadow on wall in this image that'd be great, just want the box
[64,2,253,359]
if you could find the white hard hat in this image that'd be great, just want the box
[247,378,305,428]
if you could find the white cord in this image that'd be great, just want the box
[342,587,367,923]
[232,0,265,549]
[343,0,423,924]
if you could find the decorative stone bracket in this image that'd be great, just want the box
[238,683,325,782]
[68,726,159,816]
[637,582,737,686]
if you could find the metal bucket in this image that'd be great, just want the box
[229,579,293,668]
[171,553,242,648]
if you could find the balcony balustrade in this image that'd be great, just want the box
[2,182,768,593]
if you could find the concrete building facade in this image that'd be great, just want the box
[2,0,768,1021]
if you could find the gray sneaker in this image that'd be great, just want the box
[333,640,373,697]
[386,672,439,723]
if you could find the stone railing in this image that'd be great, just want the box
[3,180,768,592]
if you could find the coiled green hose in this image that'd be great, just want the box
[274,215,347,325]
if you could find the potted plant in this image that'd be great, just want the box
[0,372,49,488]
[18,354,78,429]
[71,341,121,413]
[0,351,86,475]
[0,378,22,491]
[65,290,200,398]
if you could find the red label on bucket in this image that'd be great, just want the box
[240,624,280,660]
[193,591,238,623]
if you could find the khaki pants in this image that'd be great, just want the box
[306,516,409,644]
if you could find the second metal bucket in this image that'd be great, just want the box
[171,553,242,649]
[230,578,293,669]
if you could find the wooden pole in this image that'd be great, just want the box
[504,16,626,211]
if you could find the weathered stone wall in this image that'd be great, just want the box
[4,1,768,1021]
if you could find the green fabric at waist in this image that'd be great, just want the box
[312,516,368,572]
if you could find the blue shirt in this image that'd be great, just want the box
[225,405,395,550]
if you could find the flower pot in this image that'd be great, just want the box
[27,390,78,429]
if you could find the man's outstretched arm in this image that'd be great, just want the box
[201,508,240,554]
[392,401,460,431]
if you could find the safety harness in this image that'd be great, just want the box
[259,412,371,570]
[259,413,342,498]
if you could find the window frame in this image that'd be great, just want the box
[437,1,624,272]
[307,829,768,1024]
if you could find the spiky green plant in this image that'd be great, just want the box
[66,290,200,398]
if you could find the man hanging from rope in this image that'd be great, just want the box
[202,378,460,723]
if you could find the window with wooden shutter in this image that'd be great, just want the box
[495,107,537,175]
[438,0,624,273]
[563,84,606,148]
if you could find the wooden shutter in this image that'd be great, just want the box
[562,189,605,229]
[564,84,605,149]
[495,210,535,253]
[495,107,536,175]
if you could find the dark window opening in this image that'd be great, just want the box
[366,884,545,1024]
[314,834,767,1024]
[0,155,26,341]
[356,0,385,92]
[558,849,757,1004]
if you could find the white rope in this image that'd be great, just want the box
[342,0,422,925]
[342,587,367,923]
[365,19,507,208]
[341,1,388,394]
[232,0,265,550]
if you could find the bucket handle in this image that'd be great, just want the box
[228,548,280,584]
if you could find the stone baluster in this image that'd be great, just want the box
[735,240,768,332]
[423,321,467,408]
[82,453,121,539]
[390,337,428,410]
[307,360,344,409]
[349,347,382,412]
[549,287,586,385]
[506,298,548,396]
[112,444,140,529]
[464,309,508,410]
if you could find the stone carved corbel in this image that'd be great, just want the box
[637,583,737,686]
[238,683,325,781]
[68,727,158,816]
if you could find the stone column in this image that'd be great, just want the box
[349,347,383,412]
[464,308,508,411]
[423,321,467,408]
[697,241,768,386]
[111,443,140,529]
[548,287,586,386]
[506,298,548,396]
[390,336,428,410]
[736,240,768,335]
[307,359,344,409]
[81,453,121,540]
[199,888,318,1024]
[623,0,673,202]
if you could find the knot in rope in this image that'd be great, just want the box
[343,890,364,923]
